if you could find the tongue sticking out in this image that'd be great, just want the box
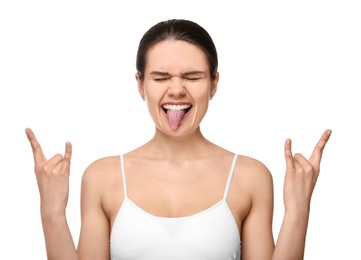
[167,109,186,131]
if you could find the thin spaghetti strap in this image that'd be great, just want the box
[120,154,127,198]
[223,154,238,200]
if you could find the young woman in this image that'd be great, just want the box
[26,19,332,260]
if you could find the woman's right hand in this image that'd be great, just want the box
[26,128,72,217]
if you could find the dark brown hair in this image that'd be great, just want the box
[136,19,218,80]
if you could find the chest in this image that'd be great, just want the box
[104,156,251,235]
[110,199,241,260]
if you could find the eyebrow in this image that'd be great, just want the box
[149,71,207,77]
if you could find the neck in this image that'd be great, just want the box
[141,127,216,162]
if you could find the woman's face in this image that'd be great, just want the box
[137,39,219,136]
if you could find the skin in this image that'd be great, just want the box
[26,39,332,260]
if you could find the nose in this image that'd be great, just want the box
[168,77,186,97]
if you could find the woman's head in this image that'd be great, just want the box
[136,19,218,81]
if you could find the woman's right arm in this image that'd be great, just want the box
[26,128,110,260]
[26,128,78,260]
[77,159,111,259]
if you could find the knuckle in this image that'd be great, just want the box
[294,153,302,159]
[31,143,40,151]
[55,154,63,160]
[42,164,50,173]
[296,168,304,175]
[305,164,313,174]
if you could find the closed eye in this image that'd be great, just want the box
[154,77,170,82]
[185,77,201,81]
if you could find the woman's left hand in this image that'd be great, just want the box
[283,129,332,215]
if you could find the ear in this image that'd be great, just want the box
[210,72,219,99]
[136,72,145,100]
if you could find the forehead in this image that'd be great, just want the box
[145,40,209,74]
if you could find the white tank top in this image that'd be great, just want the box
[110,154,241,260]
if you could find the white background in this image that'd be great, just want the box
[1,0,360,259]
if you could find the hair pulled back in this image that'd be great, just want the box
[136,19,218,80]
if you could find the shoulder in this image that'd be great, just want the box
[81,155,121,191]
[234,155,273,195]
[226,154,273,226]
[235,155,272,178]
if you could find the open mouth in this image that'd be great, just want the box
[161,104,192,130]
[161,104,192,114]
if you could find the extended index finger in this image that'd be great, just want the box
[25,128,46,163]
[309,129,332,166]
[284,138,295,171]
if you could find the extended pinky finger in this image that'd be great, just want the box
[63,142,72,166]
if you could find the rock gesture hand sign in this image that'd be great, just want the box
[26,128,72,217]
[283,129,332,214]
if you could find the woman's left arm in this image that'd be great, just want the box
[272,129,332,260]
[241,129,332,260]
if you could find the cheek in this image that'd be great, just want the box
[144,85,165,113]
[189,84,212,100]
[144,83,163,99]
